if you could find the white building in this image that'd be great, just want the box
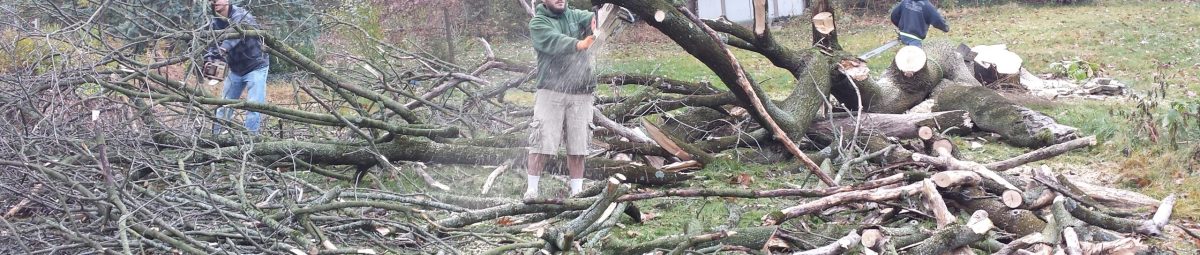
[694,0,807,24]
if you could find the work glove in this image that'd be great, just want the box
[575,35,595,51]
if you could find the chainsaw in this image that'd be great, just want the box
[858,39,900,60]
[203,61,227,86]
[590,4,635,52]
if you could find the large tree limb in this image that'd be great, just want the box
[765,172,973,225]
[194,137,691,185]
[793,230,860,255]
[808,111,971,139]
[598,73,721,95]
[985,136,1096,171]
[597,0,835,186]
[1065,194,1176,236]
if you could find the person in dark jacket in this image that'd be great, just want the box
[207,0,270,135]
[890,0,949,46]
[524,0,595,200]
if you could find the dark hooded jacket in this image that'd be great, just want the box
[206,5,269,75]
[529,4,595,94]
[890,0,949,45]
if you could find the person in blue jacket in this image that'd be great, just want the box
[207,0,270,135]
[890,0,949,46]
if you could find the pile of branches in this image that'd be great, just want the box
[0,0,1181,254]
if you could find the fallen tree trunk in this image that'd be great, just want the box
[835,39,1079,148]
[932,79,1079,148]
[808,111,972,140]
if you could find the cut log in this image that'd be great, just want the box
[970,44,1025,91]
[895,46,928,77]
[1002,190,1025,209]
[932,171,982,188]
[918,126,935,141]
[1068,178,1161,210]
[921,180,955,228]
[1063,227,1083,255]
[812,12,835,35]
[793,230,860,255]
[950,188,1045,236]
[1045,195,1074,245]
[661,160,701,172]
[765,182,923,225]
[836,41,961,114]
[1080,238,1147,255]
[911,152,1021,192]
[1003,186,1054,210]
[860,228,884,251]
[992,233,1044,255]
[1063,194,1176,236]
[908,210,993,255]
[931,139,956,158]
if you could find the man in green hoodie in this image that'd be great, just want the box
[524,0,596,200]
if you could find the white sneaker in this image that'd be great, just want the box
[523,191,538,201]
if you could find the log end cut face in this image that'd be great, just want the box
[896,46,928,76]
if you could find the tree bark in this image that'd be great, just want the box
[601,226,777,255]
[932,80,1079,148]
[908,210,993,255]
[793,230,860,255]
[198,137,691,185]
[808,111,971,140]
[949,188,1046,236]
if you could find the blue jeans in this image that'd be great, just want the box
[899,36,923,46]
[213,66,268,135]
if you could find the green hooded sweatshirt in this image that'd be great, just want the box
[530,3,595,94]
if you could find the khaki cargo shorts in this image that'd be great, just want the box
[528,89,594,156]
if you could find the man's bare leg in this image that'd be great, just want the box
[525,153,548,200]
[567,155,585,196]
